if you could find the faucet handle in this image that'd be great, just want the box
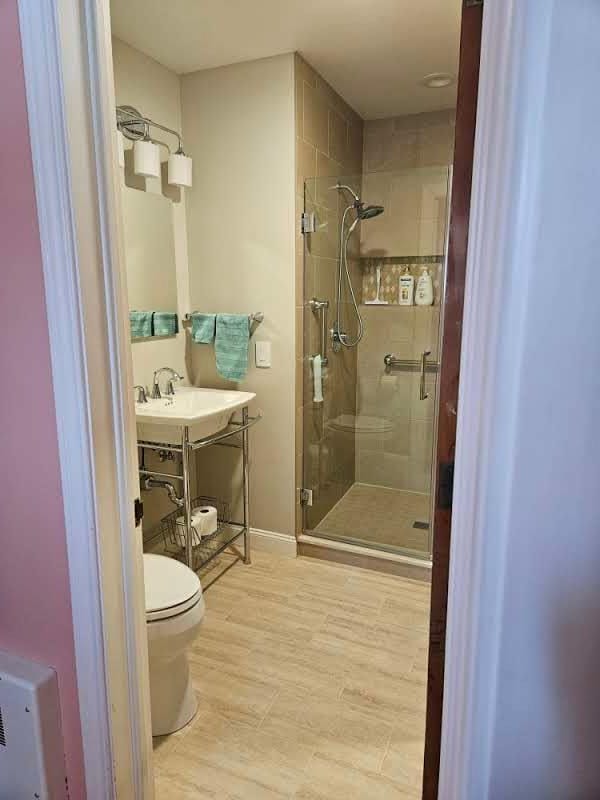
[133,385,148,403]
[166,375,182,396]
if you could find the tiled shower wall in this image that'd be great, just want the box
[363,109,455,174]
[356,269,443,494]
[294,54,364,532]
[356,110,455,495]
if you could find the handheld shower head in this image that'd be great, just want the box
[330,188,385,349]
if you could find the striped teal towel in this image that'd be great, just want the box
[153,311,178,337]
[191,313,216,344]
[129,310,153,339]
[215,314,250,382]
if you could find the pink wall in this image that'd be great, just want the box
[0,1,86,796]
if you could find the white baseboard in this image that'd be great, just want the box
[251,528,297,557]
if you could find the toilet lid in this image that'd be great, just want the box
[143,554,202,618]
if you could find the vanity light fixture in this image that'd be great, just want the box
[168,149,192,188]
[421,72,455,89]
[116,105,193,187]
[133,134,161,178]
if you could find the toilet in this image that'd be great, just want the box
[143,553,205,736]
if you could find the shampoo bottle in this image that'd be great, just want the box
[398,267,414,306]
[415,266,434,306]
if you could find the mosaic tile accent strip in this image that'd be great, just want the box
[361,258,443,306]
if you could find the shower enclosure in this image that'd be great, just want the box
[302,166,451,561]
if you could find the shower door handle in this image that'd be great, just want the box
[420,350,431,400]
[309,298,329,366]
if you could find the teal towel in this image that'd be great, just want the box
[130,310,153,339]
[191,313,216,344]
[215,314,250,382]
[153,311,178,337]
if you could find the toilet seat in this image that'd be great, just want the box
[144,553,202,622]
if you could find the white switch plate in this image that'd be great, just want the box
[255,340,271,368]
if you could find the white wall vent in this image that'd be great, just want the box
[0,650,67,798]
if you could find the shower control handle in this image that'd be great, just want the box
[420,350,431,401]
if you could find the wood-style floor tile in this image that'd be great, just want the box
[153,551,430,799]
[190,663,279,729]
[293,753,419,799]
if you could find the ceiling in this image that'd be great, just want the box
[110,0,462,120]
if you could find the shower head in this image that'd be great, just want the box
[347,203,385,235]
[357,204,384,220]
[331,184,385,220]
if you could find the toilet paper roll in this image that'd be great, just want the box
[175,506,218,541]
[192,505,218,538]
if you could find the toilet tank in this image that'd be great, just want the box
[0,649,67,798]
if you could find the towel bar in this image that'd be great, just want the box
[182,311,264,324]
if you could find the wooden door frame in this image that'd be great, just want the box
[423,2,483,797]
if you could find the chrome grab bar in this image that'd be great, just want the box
[383,352,437,401]
[309,297,330,366]
[383,353,439,371]
[420,350,431,400]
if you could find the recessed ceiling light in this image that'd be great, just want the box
[422,72,455,89]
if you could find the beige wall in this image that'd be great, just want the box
[112,38,191,390]
[295,54,364,532]
[182,54,297,538]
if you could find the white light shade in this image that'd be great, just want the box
[168,152,192,187]
[116,129,125,169]
[133,139,160,178]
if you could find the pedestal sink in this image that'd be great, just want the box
[135,386,256,445]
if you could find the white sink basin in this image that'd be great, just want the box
[136,386,256,445]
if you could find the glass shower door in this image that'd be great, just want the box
[302,167,450,560]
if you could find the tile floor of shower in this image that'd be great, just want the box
[153,549,429,799]
[313,483,431,556]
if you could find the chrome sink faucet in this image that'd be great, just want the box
[133,384,148,403]
[151,367,183,399]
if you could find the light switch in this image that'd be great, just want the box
[255,340,271,368]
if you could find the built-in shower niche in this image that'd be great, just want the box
[302,167,450,560]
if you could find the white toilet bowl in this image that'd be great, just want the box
[144,553,205,736]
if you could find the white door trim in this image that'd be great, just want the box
[439,2,554,797]
[17,0,152,797]
[16,1,113,794]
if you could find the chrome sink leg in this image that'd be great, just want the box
[182,425,193,568]
[242,406,251,565]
